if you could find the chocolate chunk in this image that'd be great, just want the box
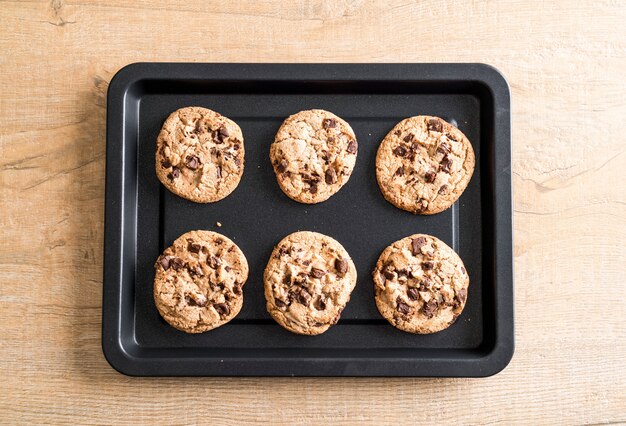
[393,146,407,157]
[438,185,448,194]
[395,166,404,177]
[440,154,452,173]
[411,237,427,256]
[414,198,427,213]
[421,261,434,270]
[403,134,414,142]
[347,140,358,154]
[188,242,202,253]
[327,137,335,144]
[396,297,411,314]
[233,282,242,295]
[290,287,311,306]
[186,294,207,307]
[170,257,184,271]
[394,130,401,136]
[407,287,420,301]
[159,256,170,270]
[276,159,288,173]
[216,166,222,179]
[213,303,230,317]
[427,117,443,132]
[422,299,438,318]
[321,150,330,164]
[461,266,466,275]
[275,298,286,308]
[219,126,229,138]
[334,258,348,275]
[232,142,240,150]
[282,273,291,285]
[437,142,450,154]
[424,170,437,183]
[189,265,204,277]
[456,288,467,303]
[234,158,242,167]
[383,267,395,280]
[302,260,311,266]
[313,296,326,311]
[168,167,180,180]
[325,168,337,184]
[207,255,220,269]
[186,155,200,170]
[161,159,172,169]
[446,132,458,142]
[396,269,409,278]
[322,118,336,129]
[310,268,326,279]
[309,183,318,194]
[419,278,432,290]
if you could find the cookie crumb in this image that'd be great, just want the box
[216,222,222,227]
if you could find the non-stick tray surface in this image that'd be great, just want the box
[103,63,513,376]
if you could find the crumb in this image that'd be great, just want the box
[216,222,222,227]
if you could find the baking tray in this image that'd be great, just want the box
[102,63,513,377]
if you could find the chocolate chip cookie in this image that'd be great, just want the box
[156,106,245,203]
[375,116,475,214]
[264,231,357,335]
[372,234,469,334]
[154,230,249,333]
[270,109,358,204]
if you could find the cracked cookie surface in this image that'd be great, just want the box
[264,231,357,335]
[154,230,249,333]
[372,234,469,334]
[375,116,474,214]
[270,109,358,204]
[156,106,244,203]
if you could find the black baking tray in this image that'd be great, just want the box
[102,63,513,377]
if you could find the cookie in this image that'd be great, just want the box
[153,230,249,333]
[270,109,358,204]
[372,234,469,334]
[156,106,245,203]
[375,116,475,214]
[263,231,357,335]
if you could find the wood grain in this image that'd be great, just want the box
[1,0,625,424]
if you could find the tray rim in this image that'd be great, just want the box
[102,62,514,377]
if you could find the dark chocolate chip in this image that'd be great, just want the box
[159,256,170,270]
[407,287,420,301]
[282,273,291,285]
[186,294,207,307]
[216,166,222,179]
[403,134,414,142]
[186,155,200,170]
[207,255,220,269]
[276,159,287,173]
[446,132,458,142]
[161,159,172,169]
[325,168,337,184]
[438,185,448,194]
[322,118,337,129]
[233,142,240,150]
[234,158,242,167]
[168,167,180,180]
[427,117,443,132]
[414,198,427,213]
[189,265,204,277]
[461,266,466,275]
[275,298,286,308]
[456,288,467,303]
[383,267,395,280]
[310,268,326,279]
[313,296,326,311]
[309,183,318,194]
[422,299,438,318]
[188,242,202,253]
[394,130,401,136]
[170,257,184,271]
[395,166,404,177]
[440,154,452,173]
[425,170,437,183]
[335,258,348,275]
[219,126,229,138]
[396,269,409,278]
[422,261,434,270]
[213,303,230,317]
[393,146,407,157]
[411,237,427,256]
[233,282,242,295]
[396,297,411,314]
[437,142,450,154]
[347,140,358,154]
[290,288,311,306]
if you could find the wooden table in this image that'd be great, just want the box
[1,1,624,424]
